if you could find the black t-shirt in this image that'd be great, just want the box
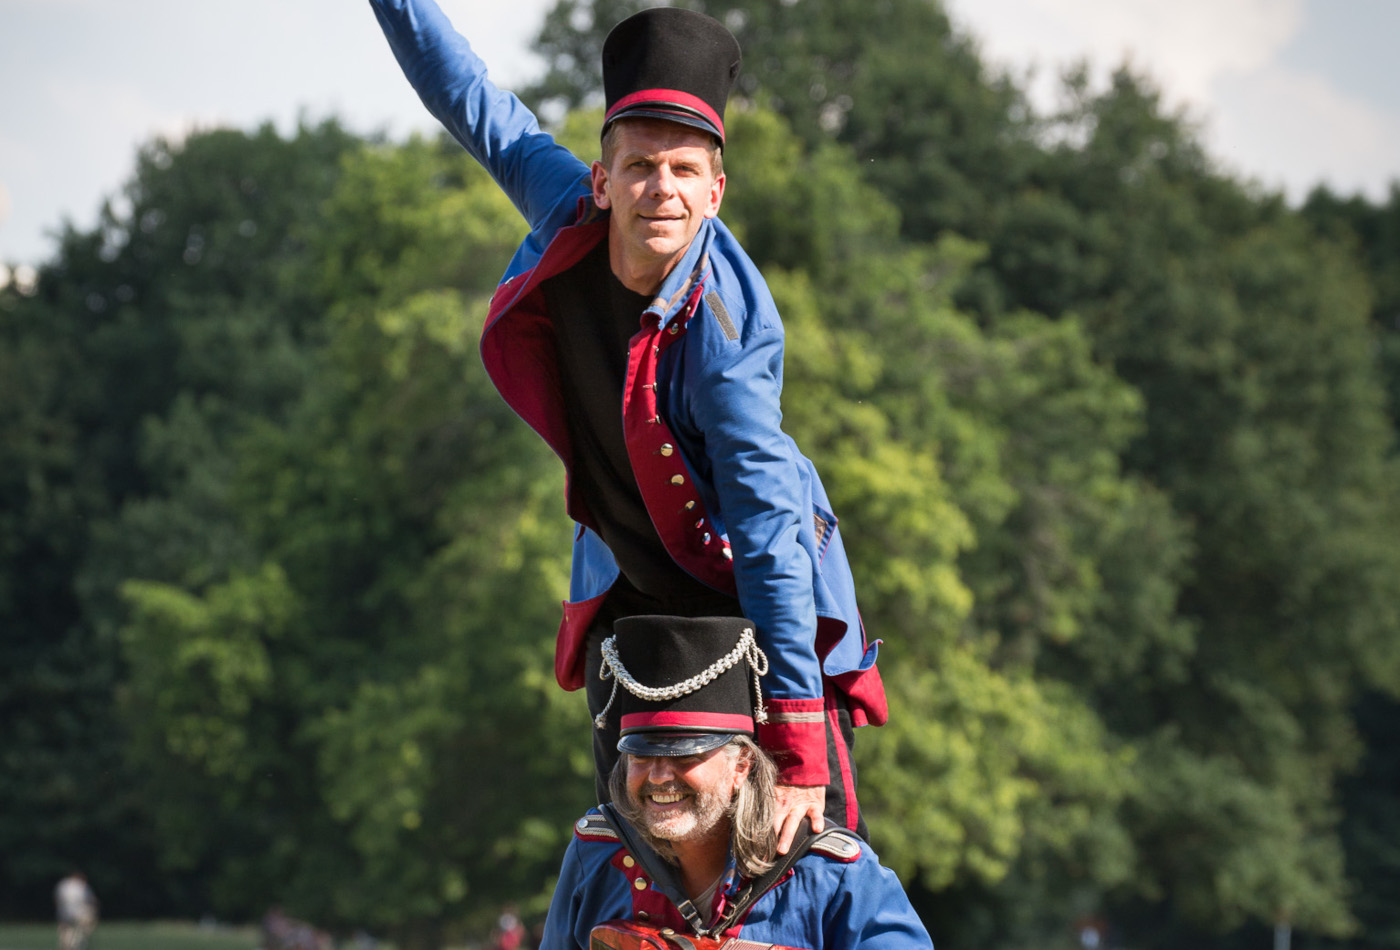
[542,241,740,618]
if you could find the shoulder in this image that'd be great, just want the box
[558,811,629,887]
[572,811,621,844]
[806,829,863,864]
[785,830,883,894]
[695,220,782,345]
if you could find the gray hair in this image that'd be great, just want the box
[608,735,778,879]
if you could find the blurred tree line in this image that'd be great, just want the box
[2,1,1399,948]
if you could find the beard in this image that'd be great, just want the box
[631,779,732,844]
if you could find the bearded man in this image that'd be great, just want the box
[539,616,932,950]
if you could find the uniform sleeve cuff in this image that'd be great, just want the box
[756,698,830,787]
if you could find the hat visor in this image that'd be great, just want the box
[617,731,736,758]
[603,106,723,144]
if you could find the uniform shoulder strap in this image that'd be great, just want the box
[806,828,862,862]
[574,813,621,842]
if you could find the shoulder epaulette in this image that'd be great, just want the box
[574,813,620,842]
[704,291,741,341]
[808,830,862,863]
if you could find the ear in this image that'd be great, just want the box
[705,172,726,219]
[591,160,612,210]
[731,746,753,793]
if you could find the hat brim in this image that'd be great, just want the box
[617,731,736,758]
[603,106,724,144]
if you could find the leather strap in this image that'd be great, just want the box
[598,805,837,938]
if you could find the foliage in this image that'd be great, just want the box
[720,109,1156,907]
[113,136,592,949]
[1300,184,1400,427]
[0,119,361,918]
[532,0,1400,942]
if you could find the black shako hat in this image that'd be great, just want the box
[596,614,768,758]
[601,7,742,145]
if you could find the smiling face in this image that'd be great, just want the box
[591,118,726,293]
[624,744,751,844]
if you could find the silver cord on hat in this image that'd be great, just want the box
[593,627,770,730]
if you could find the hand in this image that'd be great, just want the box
[773,783,825,855]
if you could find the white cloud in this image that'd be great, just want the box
[947,0,1304,109]
[1028,0,1302,100]
[44,77,208,148]
[1211,65,1400,200]
[941,0,1400,201]
[434,0,555,87]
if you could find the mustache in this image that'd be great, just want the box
[640,781,693,798]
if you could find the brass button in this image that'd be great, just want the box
[670,475,685,486]
[668,324,679,335]
[659,443,674,457]
[684,501,696,511]
[622,856,635,868]
[634,878,648,891]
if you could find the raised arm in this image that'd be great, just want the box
[688,320,834,849]
[368,0,589,232]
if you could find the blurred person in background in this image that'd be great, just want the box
[54,870,98,950]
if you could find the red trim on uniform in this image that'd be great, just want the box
[605,88,725,140]
[483,218,610,530]
[756,697,830,787]
[826,692,859,832]
[556,592,609,691]
[830,662,888,728]
[815,615,888,727]
[615,850,688,931]
[574,824,619,844]
[621,284,737,595]
[620,711,754,734]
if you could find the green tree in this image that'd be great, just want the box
[522,0,1037,247]
[1300,184,1400,427]
[719,107,1178,928]
[0,119,360,918]
[114,135,593,948]
[532,3,1400,943]
[937,68,1400,946]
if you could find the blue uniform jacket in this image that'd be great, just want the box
[371,0,887,782]
[544,812,934,950]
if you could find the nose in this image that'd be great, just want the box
[648,166,678,199]
[642,756,678,782]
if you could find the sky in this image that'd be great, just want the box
[2,0,1398,273]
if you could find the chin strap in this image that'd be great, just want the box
[598,805,830,938]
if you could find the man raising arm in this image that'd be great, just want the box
[368,0,889,847]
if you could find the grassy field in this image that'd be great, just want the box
[0,921,261,950]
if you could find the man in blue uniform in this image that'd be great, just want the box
[369,0,888,846]
[545,614,931,950]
